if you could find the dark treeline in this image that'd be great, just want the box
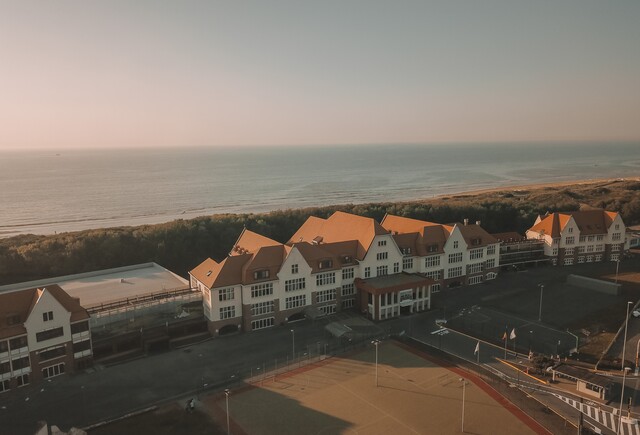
[1,179,639,286]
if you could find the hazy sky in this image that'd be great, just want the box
[1,1,639,149]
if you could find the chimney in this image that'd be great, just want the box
[463,218,469,226]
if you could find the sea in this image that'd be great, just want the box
[0,142,638,238]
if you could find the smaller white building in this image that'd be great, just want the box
[526,210,626,266]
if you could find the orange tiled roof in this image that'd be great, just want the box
[230,228,281,256]
[382,214,496,251]
[288,211,388,260]
[529,210,619,237]
[0,285,89,339]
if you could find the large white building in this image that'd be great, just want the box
[525,210,626,266]
[190,211,500,336]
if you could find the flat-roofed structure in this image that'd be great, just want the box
[0,263,203,360]
[354,273,432,320]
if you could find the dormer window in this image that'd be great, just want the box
[318,259,333,269]
[43,311,54,322]
[341,256,353,264]
[253,270,270,280]
[400,247,412,255]
[427,244,438,253]
[471,238,481,246]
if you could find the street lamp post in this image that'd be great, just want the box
[616,259,621,284]
[290,329,295,362]
[371,340,380,387]
[618,367,631,435]
[459,378,467,433]
[622,301,632,372]
[538,284,544,322]
[225,389,230,435]
[635,337,640,375]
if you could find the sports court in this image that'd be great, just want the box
[207,341,548,434]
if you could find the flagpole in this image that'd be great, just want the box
[477,343,480,363]
[504,336,507,359]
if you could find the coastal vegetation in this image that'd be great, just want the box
[1,179,639,286]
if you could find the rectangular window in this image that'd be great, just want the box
[425,270,441,280]
[611,244,620,252]
[42,311,53,322]
[402,257,413,270]
[568,227,573,233]
[342,298,355,309]
[577,246,585,253]
[285,294,306,310]
[485,259,496,269]
[291,264,298,274]
[251,300,275,316]
[253,269,270,280]
[11,356,30,370]
[565,236,575,245]
[577,256,585,264]
[565,248,574,256]
[0,341,7,354]
[453,241,459,249]
[316,272,336,287]
[318,305,336,316]
[219,288,235,301]
[427,244,438,253]
[9,336,27,350]
[376,265,388,276]
[552,248,558,256]
[564,258,574,265]
[70,321,89,334]
[251,282,273,298]
[251,317,275,331]
[487,245,496,256]
[393,262,399,273]
[448,252,463,263]
[1,380,10,393]
[0,361,10,375]
[400,247,412,255]
[342,268,354,280]
[16,374,29,387]
[469,249,484,260]
[425,255,441,268]
[467,263,483,274]
[285,278,306,292]
[431,283,441,293]
[610,254,619,261]
[219,306,236,319]
[317,289,336,303]
[36,327,64,343]
[318,259,333,269]
[579,236,586,243]
[341,283,355,296]
[596,235,604,241]
[42,363,65,379]
[72,340,91,354]
[587,245,594,253]
[468,275,483,285]
[594,254,602,262]
[378,240,387,246]
[447,266,463,278]
[38,346,66,362]
[376,252,388,261]
[595,244,604,252]
[364,267,371,278]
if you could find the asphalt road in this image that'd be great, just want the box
[1,257,637,434]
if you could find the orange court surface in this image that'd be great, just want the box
[205,341,549,435]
